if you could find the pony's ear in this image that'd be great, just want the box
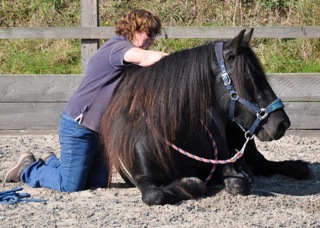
[225,29,246,57]
[243,28,254,45]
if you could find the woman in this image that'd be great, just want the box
[4,9,168,192]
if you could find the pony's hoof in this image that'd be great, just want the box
[224,176,252,195]
[179,177,206,197]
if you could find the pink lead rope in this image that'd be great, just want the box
[166,123,250,184]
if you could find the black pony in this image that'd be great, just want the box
[100,29,311,205]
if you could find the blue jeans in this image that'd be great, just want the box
[21,112,108,192]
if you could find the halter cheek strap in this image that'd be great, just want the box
[215,42,284,137]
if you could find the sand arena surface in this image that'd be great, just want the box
[1,132,320,227]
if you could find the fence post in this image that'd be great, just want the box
[81,0,99,73]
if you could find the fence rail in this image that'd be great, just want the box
[1,26,320,39]
[0,73,319,130]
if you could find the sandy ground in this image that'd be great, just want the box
[1,131,320,227]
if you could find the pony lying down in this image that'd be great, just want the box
[100,29,311,205]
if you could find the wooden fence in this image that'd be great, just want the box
[1,73,319,131]
[0,0,319,131]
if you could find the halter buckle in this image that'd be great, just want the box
[221,73,231,85]
[257,108,268,120]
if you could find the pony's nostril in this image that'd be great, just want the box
[275,120,291,139]
[281,119,291,130]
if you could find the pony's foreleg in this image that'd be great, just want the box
[244,139,312,180]
[132,142,206,205]
[214,142,253,195]
[207,113,253,195]
[217,163,253,195]
[135,177,206,205]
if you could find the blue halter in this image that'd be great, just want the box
[215,42,284,138]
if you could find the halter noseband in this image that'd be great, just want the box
[215,42,284,138]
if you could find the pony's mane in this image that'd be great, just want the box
[101,42,217,175]
[127,43,215,138]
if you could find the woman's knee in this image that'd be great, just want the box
[60,181,85,192]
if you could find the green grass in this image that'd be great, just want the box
[253,38,320,73]
[0,39,81,74]
[0,0,320,74]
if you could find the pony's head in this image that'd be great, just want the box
[213,29,290,141]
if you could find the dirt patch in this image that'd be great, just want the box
[1,133,320,227]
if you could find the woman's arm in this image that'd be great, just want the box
[124,47,168,67]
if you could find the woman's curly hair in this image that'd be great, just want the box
[115,9,162,40]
